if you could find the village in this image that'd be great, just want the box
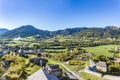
[0,37,120,80]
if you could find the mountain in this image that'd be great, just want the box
[0,25,51,38]
[50,26,118,38]
[1,25,120,39]
[0,28,8,35]
[105,26,120,30]
[51,26,120,39]
[51,27,87,36]
[67,26,120,39]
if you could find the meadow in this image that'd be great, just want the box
[84,45,119,56]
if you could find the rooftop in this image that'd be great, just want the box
[47,64,59,69]
[96,61,107,68]
[28,69,58,80]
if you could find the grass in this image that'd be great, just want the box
[84,45,119,56]
[0,67,4,77]
[63,60,89,71]
[25,55,41,75]
[25,64,41,75]
[80,72,107,80]
[1,54,41,79]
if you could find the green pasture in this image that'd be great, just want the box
[84,45,119,56]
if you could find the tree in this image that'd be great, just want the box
[20,69,28,79]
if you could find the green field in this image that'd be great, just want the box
[80,72,107,80]
[84,45,119,56]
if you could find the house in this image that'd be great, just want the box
[81,57,88,61]
[28,69,58,80]
[0,49,9,56]
[13,36,25,41]
[89,59,97,72]
[37,52,51,58]
[0,50,4,56]
[54,38,59,42]
[37,48,43,53]
[18,49,28,57]
[62,57,71,62]
[83,52,92,57]
[44,64,62,80]
[2,60,15,68]
[18,49,25,56]
[96,61,107,72]
[24,50,34,54]
[18,49,34,57]
[0,53,3,57]
[30,58,48,67]
[114,58,120,63]
[115,47,120,51]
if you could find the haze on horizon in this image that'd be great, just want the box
[0,0,120,31]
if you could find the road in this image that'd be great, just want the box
[49,59,84,80]
[59,63,84,80]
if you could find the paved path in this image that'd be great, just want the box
[60,63,84,80]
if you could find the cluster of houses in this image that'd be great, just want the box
[28,64,62,80]
[0,48,11,57]
[89,57,120,73]
[13,36,25,41]
[18,48,51,58]
[0,47,45,58]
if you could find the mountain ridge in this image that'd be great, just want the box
[0,28,8,35]
[0,25,51,38]
[1,25,120,39]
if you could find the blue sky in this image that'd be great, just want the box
[0,0,120,31]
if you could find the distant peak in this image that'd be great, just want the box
[21,25,35,28]
[0,28,8,30]
[105,26,120,30]
[18,25,37,30]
